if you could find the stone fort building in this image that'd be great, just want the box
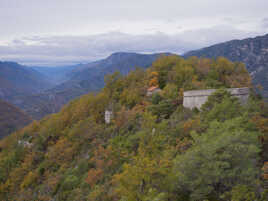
[183,87,249,109]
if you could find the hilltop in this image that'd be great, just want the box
[0,55,267,201]
[16,52,168,119]
[184,33,268,98]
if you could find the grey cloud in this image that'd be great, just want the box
[0,33,187,66]
[0,25,258,66]
[261,18,268,28]
[1,0,268,41]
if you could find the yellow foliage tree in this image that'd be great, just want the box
[149,71,159,87]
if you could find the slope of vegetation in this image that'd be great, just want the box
[0,99,32,139]
[0,55,267,201]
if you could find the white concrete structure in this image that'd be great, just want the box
[183,87,249,109]
[105,110,113,124]
[18,140,33,148]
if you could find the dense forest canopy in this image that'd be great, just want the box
[0,55,267,201]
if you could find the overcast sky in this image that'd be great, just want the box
[0,0,268,66]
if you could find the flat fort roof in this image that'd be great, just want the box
[183,87,249,97]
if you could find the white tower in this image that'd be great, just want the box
[105,110,113,124]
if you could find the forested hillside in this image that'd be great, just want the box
[0,55,267,201]
[0,99,32,139]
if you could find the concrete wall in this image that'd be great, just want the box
[183,87,249,109]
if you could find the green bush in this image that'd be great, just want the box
[61,175,80,191]
[173,118,261,200]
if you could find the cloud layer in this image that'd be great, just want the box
[0,0,268,66]
[0,27,261,66]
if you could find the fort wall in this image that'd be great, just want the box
[183,88,249,109]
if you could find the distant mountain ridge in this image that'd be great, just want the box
[184,33,268,97]
[0,61,54,102]
[0,99,32,139]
